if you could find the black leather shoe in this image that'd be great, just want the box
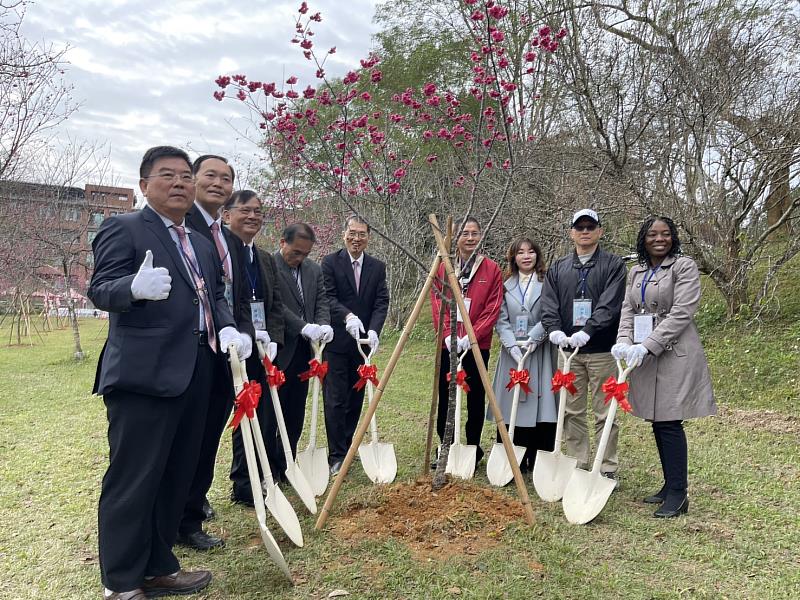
[654,493,688,518]
[176,530,225,551]
[142,569,212,597]
[330,461,343,476]
[230,489,255,508]
[644,484,667,504]
[202,498,215,520]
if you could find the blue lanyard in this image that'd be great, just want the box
[640,266,660,307]
[577,267,591,298]
[516,275,533,307]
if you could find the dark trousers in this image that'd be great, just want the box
[437,347,491,451]
[99,346,213,592]
[496,422,556,470]
[274,342,312,473]
[652,420,688,492]
[323,348,367,464]
[179,355,233,536]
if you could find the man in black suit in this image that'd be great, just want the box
[177,155,255,551]
[272,223,332,474]
[221,189,286,503]
[89,146,250,600]
[321,214,389,475]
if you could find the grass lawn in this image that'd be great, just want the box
[0,278,798,599]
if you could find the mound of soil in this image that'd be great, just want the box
[332,478,527,559]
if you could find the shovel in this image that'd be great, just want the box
[561,358,635,525]
[445,347,477,480]
[487,341,533,487]
[257,341,317,515]
[356,339,397,484]
[295,340,329,497]
[227,346,292,579]
[532,346,580,502]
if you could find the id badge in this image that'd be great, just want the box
[514,314,529,338]
[223,277,233,308]
[633,313,654,343]
[250,301,266,330]
[572,299,592,327]
[456,297,472,323]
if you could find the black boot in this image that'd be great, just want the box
[645,423,668,504]
[654,491,688,518]
[653,421,688,518]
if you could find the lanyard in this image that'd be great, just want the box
[516,275,533,307]
[640,266,660,307]
[577,266,591,298]
[174,237,206,291]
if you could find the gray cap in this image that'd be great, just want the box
[571,208,600,226]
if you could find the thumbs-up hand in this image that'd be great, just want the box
[131,250,172,301]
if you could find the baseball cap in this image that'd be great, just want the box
[571,209,600,227]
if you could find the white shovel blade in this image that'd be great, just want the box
[561,468,616,525]
[445,443,477,480]
[263,481,304,547]
[486,442,526,487]
[256,516,292,581]
[358,441,397,484]
[532,450,578,502]
[296,445,329,497]
[284,463,318,514]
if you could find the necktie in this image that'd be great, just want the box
[352,260,360,293]
[209,221,230,279]
[174,225,217,352]
[292,267,305,305]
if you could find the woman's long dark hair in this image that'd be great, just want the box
[636,216,682,265]
[504,237,547,281]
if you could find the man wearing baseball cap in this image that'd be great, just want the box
[540,209,627,483]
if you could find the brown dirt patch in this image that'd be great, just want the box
[719,406,800,436]
[332,478,526,560]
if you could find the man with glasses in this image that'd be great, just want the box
[89,146,249,599]
[541,209,627,484]
[175,155,256,550]
[321,214,389,475]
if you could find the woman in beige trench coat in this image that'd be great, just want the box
[612,216,716,518]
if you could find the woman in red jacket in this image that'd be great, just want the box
[431,217,504,466]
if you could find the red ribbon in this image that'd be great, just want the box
[299,358,328,383]
[551,369,577,395]
[506,368,532,394]
[261,355,286,389]
[353,363,379,391]
[229,380,262,430]
[602,376,632,413]
[446,369,470,393]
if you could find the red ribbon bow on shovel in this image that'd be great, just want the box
[353,363,379,391]
[506,368,532,394]
[261,355,286,389]
[299,358,328,383]
[551,369,578,395]
[601,376,632,413]
[229,380,262,430]
[446,369,471,393]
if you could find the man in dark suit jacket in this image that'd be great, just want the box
[222,189,286,503]
[88,146,249,600]
[272,223,332,474]
[177,154,255,551]
[321,214,390,475]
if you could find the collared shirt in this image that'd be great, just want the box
[195,201,232,278]
[347,251,364,271]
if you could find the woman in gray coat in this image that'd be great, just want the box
[613,216,716,518]
[488,237,557,473]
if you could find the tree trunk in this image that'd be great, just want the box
[432,281,459,491]
[62,259,84,360]
[766,162,791,235]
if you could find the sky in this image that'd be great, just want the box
[20,0,381,197]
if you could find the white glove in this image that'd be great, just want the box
[255,330,271,345]
[509,346,524,364]
[301,323,322,341]
[549,330,569,348]
[239,332,253,360]
[368,329,379,352]
[625,344,648,368]
[526,336,539,353]
[444,337,453,352]
[456,336,470,354]
[130,250,171,301]
[611,342,630,360]
[345,314,365,339]
[569,330,590,348]
[220,326,245,358]
[267,341,278,362]
[319,324,334,343]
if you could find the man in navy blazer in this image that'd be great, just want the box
[88,146,249,600]
[321,214,389,475]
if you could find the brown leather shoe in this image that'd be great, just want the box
[141,570,212,597]
[104,590,146,600]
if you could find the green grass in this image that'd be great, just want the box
[1,270,799,599]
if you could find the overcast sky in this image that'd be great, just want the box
[20,0,381,196]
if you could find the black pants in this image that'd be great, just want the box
[274,342,312,473]
[323,349,367,464]
[496,422,556,470]
[99,346,214,591]
[437,347,491,451]
[652,420,688,492]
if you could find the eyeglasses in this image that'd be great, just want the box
[146,172,194,184]
[573,224,598,232]
[233,207,264,217]
[346,230,368,239]
[460,231,481,238]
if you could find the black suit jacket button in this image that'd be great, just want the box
[192,298,199,305]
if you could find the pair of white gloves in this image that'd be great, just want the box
[131,250,253,359]
[611,342,649,367]
[345,314,379,352]
[507,337,540,364]
[548,329,591,349]
[444,335,471,355]
[300,323,335,343]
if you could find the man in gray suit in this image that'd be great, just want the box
[273,223,332,474]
